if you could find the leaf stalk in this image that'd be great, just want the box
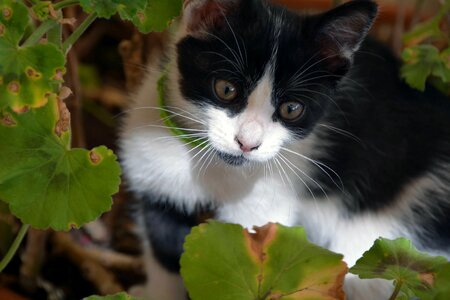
[0,224,30,273]
[22,19,58,47]
[62,13,97,54]
[389,280,403,300]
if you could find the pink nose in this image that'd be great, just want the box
[235,137,261,153]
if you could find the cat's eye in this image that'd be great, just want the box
[214,79,238,102]
[279,101,305,121]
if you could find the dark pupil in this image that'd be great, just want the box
[287,103,299,113]
[224,85,233,95]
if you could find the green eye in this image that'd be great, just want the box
[214,79,238,102]
[279,101,305,121]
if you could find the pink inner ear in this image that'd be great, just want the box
[186,1,231,33]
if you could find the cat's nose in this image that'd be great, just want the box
[235,137,261,153]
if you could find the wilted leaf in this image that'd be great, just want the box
[181,221,347,300]
[84,292,139,300]
[350,238,450,299]
[0,0,65,112]
[0,96,121,230]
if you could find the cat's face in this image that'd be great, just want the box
[174,0,377,166]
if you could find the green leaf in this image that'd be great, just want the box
[79,0,151,21]
[131,0,182,33]
[0,97,121,230]
[78,0,182,33]
[350,238,450,299]
[181,222,347,300]
[400,45,449,91]
[0,0,65,112]
[84,292,139,300]
[0,0,29,44]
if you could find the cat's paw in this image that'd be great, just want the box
[344,274,393,300]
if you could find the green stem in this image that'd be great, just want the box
[0,224,30,273]
[22,19,58,47]
[53,0,80,10]
[389,280,403,300]
[62,13,97,54]
[47,24,62,47]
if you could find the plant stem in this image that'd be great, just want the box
[22,19,58,47]
[53,0,80,10]
[62,13,97,54]
[0,224,30,273]
[47,24,62,47]
[389,280,403,300]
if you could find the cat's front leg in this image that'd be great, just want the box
[140,197,200,300]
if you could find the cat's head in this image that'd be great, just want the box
[171,0,377,166]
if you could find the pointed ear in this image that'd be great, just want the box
[314,1,378,73]
[182,0,241,36]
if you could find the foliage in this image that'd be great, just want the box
[79,0,182,32]
[181,222,344,300]
[350,238,450,300]
[0,0,182,281]
[180,222,450,300]
[0,97,120,230]
[401,0,450,93]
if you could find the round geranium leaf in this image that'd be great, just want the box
[0,97,121,230]
[181,221,347,300]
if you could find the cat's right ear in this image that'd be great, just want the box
[313,0,378,74]
[182,0,241,36]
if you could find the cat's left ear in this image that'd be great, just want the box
[314,0,378,73]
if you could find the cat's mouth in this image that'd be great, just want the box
[216,152,247,166]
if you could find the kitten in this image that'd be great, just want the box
[119,0,450,299]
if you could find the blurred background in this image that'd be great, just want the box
[0,0,446,299]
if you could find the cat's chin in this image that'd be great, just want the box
[216,152,248,166]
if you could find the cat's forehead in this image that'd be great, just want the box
[177,2,308,84]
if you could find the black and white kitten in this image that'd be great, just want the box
[119,0,450,299]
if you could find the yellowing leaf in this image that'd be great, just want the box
[181,222,347,300]
[0,0,65,112]
[350,238,450,300]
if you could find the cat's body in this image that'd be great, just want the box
[119,0,450,299]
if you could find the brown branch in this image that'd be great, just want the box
[118,29,145,92]
[52,232,142,295]
[19,229,48,293]
[63,6,86,148]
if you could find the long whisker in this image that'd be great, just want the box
[280,147,344,191]
[116,106,206,126]
[317,123,364,146]
[132,124,208,132]
[152,133,208,142]
[278,153,320,202]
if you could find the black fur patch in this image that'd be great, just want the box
[141,196,201,272]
